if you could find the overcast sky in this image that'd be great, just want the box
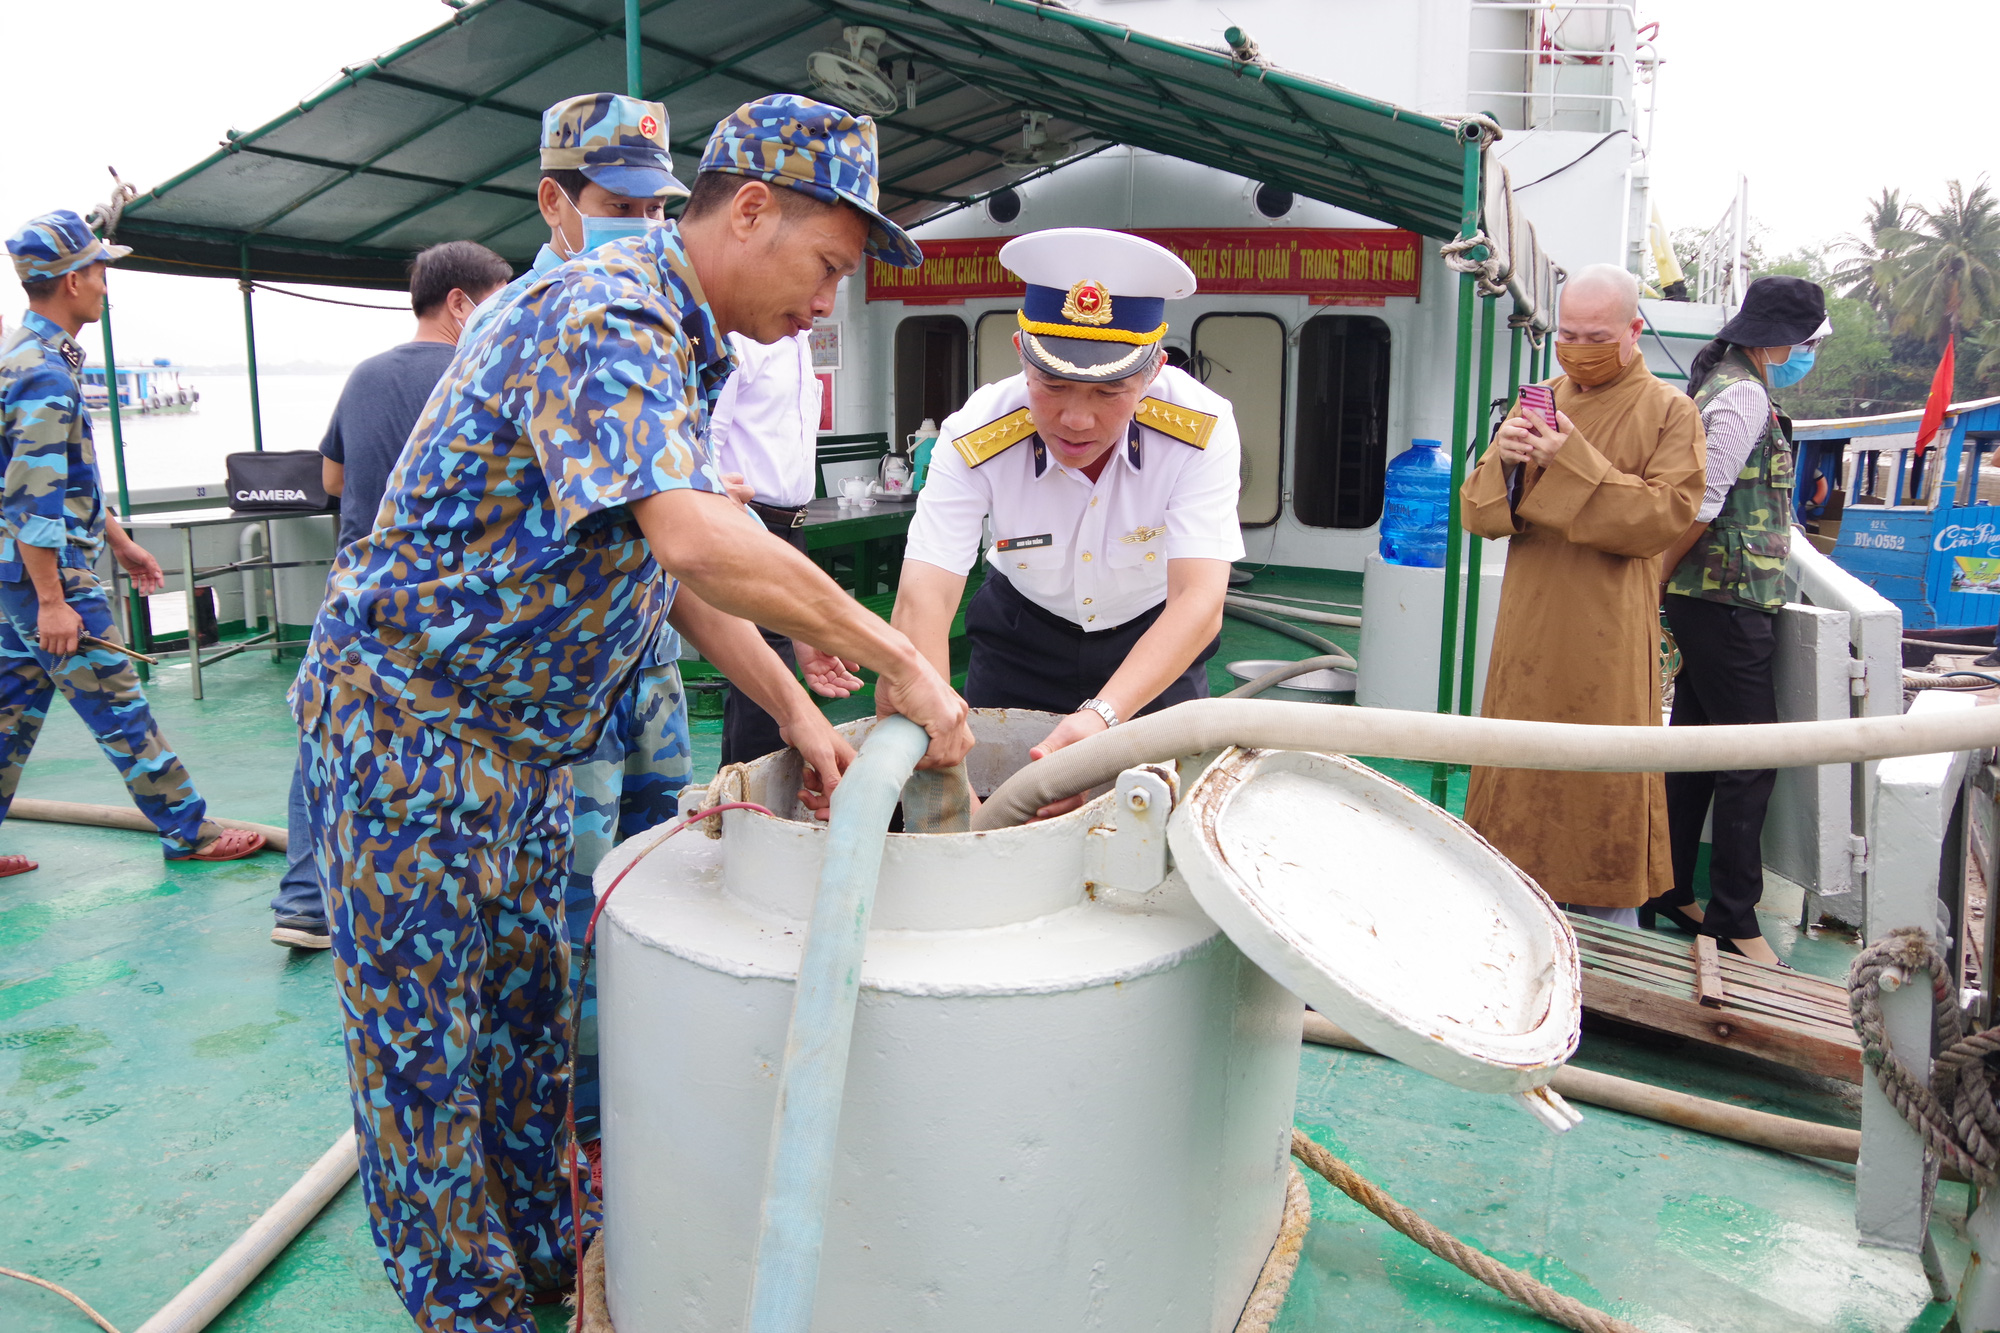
[0,0,1987,367]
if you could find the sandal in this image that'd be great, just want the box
[189,828,268,862]
[0,854,37,879]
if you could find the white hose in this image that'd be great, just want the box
[132,1131,357,1333]
[6,798,286,851]
[970,698,2000,830]
[1224,594,1362,628]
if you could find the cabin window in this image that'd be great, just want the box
[895,315,969,451]
[1293,316,1392,530]
[1190,313,1286,527]
[974,311,1019,388]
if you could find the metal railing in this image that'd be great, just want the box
[1687,177,1751,312]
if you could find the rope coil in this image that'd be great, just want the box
[1440,233,1509,297]
[1849,927,2000,1190]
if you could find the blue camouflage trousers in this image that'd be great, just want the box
[564,660,691,1141]
[302,684,590,1333]
[0,569,208,856]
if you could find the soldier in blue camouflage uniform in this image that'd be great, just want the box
[295,96,969,1331]
[0,212,267,880]
[463,93,702,1150]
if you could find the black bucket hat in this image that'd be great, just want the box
[1717,275,1828,347]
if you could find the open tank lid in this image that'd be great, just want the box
[1167,747,1581,1093]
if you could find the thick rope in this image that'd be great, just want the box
[1290,1130,1644,1333]
[1232,1164,1312,1333]
[0,1265,123,1333]
[1848,927,2000,1189]
[1440,233,1508,297]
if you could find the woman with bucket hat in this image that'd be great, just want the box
[1647,275,1830,965]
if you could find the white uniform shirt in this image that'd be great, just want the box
[707,330,821,508]
[905,365,1245,630]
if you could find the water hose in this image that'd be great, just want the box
[1223,655,1356,699]
[1222,602,1352,658]
[9,798,285,851]
[746,716,932,1333]
[971,698,2000,830]
[1225,593,1361,628]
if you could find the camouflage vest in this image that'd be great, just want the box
[1665,348,1794,610]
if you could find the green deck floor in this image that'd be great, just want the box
[0,571,1968,1332]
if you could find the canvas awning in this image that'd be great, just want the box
[111,0,1481,290]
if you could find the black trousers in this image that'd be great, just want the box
[961,572,1217,715]
[1660,593,1779,941]
[720,522,808,767]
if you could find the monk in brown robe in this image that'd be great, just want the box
[1460,264,1706,918]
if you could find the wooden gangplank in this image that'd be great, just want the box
[1567,913,1862,1083]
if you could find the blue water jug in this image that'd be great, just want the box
[1378,439,1453,568]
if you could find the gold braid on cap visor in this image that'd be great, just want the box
[1017,311,1169,344]
[1020,330,1158,379]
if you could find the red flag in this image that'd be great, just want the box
[1915,334,1956,456]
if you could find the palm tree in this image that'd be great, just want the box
[1831,188,1909,311]
[1883,178,2000,344]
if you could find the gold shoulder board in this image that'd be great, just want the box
[951,407,1036,467]
[1135,397,1217,449]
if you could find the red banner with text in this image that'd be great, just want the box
[866,229,1422,305]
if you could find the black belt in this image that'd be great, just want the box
[748,500,809,530]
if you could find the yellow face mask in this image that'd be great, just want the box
[1555,340,1626,387]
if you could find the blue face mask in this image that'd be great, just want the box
[580,214,660,253]
[1766,344,1816,388]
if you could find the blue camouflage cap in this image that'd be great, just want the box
[541,93,687,200]
[8,209,131,284]
[698,95,921,269]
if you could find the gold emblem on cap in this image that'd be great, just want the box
[1062,279,1114,327]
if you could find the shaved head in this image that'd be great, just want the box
[1562,263,1642,323]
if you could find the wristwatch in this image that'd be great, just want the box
[1076,697,1120,729]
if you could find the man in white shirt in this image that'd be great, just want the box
[710,328,864,763]
[892,229,1242,815]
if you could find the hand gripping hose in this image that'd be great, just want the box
[971,698,2000,830]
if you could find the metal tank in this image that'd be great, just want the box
[594,709,1580,1332]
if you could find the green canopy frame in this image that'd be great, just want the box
[88,0,1529,797]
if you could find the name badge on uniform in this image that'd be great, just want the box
[995,534,1053,552]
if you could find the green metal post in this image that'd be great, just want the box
[98,293,131,520]
[99,288,148,677]
[624,0,643,97]
[1457,294,1498,717]
[240,250,264,452]
[1431,132,1484,805]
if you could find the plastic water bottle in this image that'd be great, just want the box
[910,418,939,491]
[1378,439,1453,568]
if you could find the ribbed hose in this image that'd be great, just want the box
[1222,602,1351,658]
[9,798,285,851]
[1224,594,1362,628]
[131,1131,357,1333]
[970,698,2000,830]
[746,717,932,1333]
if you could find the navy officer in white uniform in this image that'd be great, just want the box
[892,228,1242,809]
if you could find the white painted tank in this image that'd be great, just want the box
[594,709,1581,1331]
[595,711,1300,1333]
[1357,549,1507,713]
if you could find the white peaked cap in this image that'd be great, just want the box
[999,228,1198,298]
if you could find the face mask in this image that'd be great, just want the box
[1555,340,1626,387]
[1766,344,1816,389]
[581,214,661,252]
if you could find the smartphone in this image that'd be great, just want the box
[1518,383,1555,431]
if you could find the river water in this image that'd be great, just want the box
[99,372,351,495]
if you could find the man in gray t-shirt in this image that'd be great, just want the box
[270,240,511,949]
[318,243,513,551]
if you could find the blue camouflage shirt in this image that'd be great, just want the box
[467,239,685,670]
[0,310,104,583]
[293,222,730,765]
